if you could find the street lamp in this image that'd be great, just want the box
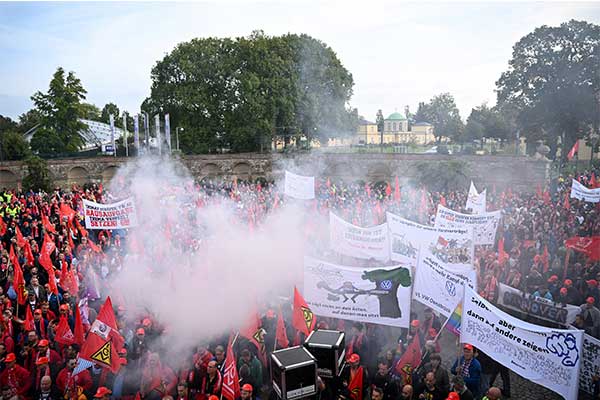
[176,127,183,151]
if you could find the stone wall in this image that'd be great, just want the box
[0,153,549,191]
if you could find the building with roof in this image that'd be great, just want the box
[355,111,435,145]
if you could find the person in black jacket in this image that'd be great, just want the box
[370,360,399,400]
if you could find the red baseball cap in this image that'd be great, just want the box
[560,287,568,295]
[410,320,420,328]
[5,353,16,362]
[347,353,360,364]
[548,275,558,283]
[587,280,598,287]
[94,387,112,398]
[36,357,49,366]
[38,339,49,347]
[564,279,573,286]
[241,384,253,393]
[136,328,145,335]
[142,318,152,327]
[463,344,474,351]
[587,297,595,304]
[428,328,438,337]
[446,392,460,400]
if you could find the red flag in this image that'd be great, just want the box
[59,203,76,223]
[221,335,241,400]
[24,306,35,332]
[87,238,102,253]
[542,190,551,205]
[498,238,509,265]
[240,310,267,366]
[292,287,316,336]
[542,245,550,273]
[79,296,124,373]
[39,234,56,272]
[563,191,571,210]
[74,218,88,237]
[394,176,401,202]
[74,304,85,346]
[567,140,579,160]
[23,241,34,266]
[276,306,289,349]
[326,178,331,189]
[385,183,392,197]
[10,246,27,305]
[536,184,542,198]
[348,366,364,400]
[41,213,57,234]
[591,173,598,189]
[0,218,6,236]
[565,236,600,261]
[394,335,422,385]
[440,195,447,207]
[47,267,58,296]
[54,316,75,345]
[273,193,280,210]
[15,226,26,248]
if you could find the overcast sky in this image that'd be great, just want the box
[1,1,599,123]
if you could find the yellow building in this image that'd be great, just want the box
[355,112,435,145]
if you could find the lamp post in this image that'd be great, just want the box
[176,127,183,151]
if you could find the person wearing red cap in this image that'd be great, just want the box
[445,392,460,400]
[346,322,369,368]
[239,383,253,400]
[35,339,62,377]
[140,353,177,400]
[94,386,112,400]
[129,326,149,369]
[585,279,600,305]
[451,345,481,398]
[580,296,600,337]
[0,353,32,397]
[340,353,368,400]
[407,320,424,347]
[34,356,51,393]
[564,279,583,305]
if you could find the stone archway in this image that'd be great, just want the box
[67,166,90,186]
[368,162,391,182]
[232,162,251,180]
[0,170,18,189]
[201,163,220,177]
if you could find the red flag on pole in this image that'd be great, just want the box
[394,176,401,202]
[10,245,27,305]
[292,287,316,336]
[394,335,422,385]
[563,191,571,210]
[74,304,85,346]
[591,173,598,189]
[39,234,56,272]
[47,267,58,296]
[221,335,241,400]
[385,183,392,197]
[87,238,102,253]
[276,306,289,349]
[59,203,76,223]
[41,213,57,234]
[55,316,76,345]
[240,310,267,366]
[567,140,579,160]
[15,226,26,249]
[498,238,509,265]
[565,236,600,261]
[440,195,447,207]
[24,306,35,332]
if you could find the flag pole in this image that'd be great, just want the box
[433,316,451,343]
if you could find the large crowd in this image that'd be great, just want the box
[0,165,598,400]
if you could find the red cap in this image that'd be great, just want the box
[587,280,598,287]
[119,357,128,365]
[60,304,69,311]
[136,328,145,335]
[428,328,438,338]
[119,348,128,356]
[208,396,219,400]
[142,318,152,327]
[36,356,49,365]
[587,297,595,304]
[94,387,112,398]
[564,279,573,286]
[347,353,360,364]
[241,384,253,392]
[5,353,16,362]
[34,309,42,315]
[548,275,558,283]
[560,287,568,295]
[463,344,474,351]
[38,339,49,347]
[446,393,460,400]
[410,320,420,328]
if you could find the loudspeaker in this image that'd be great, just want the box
[271,346,317,400]
[303,329,345,378]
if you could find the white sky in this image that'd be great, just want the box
[1,1,599,122]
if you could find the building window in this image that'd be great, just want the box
[393,122,397,131]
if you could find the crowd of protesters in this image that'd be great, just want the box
[0,164,597,400]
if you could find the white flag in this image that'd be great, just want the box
[466,181,486,214]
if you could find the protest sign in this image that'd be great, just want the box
[579,333,600,395]
[497,283,579,326]
[83,198,137,230]
[303,256,412,328]
[284,171,315,200]
[461,287,583,400]
[330,213,389,260]
[434,205,501,245]
[387,212,473,269]
[412,253,476,318]
[570,179,600,203]
[466,181,486,214]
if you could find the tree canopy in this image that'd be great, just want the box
[496,19,600,159]
[145,31,357,153]
[30,67,88,156]
[464,104,512,143]
[414,94,464,142]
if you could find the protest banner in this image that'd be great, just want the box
[434,205,501,245]
[565,236,600,261]
[461,287,583,400]
[570,179,600,203]
[284,171,315,200]
[497,283,579,326]
[83,198,137,229]
[412,253,476,318]
[387,212,473,269]
[579,333,600,395]
[466,181,486,214]
[303,256,412,328]
[330,213,389,260]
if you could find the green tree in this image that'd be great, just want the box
[22,156,53,192]
[496,20,600,160]
[0,115,18,133]
[17,109,42,133]
[464,104,511,143]
[376,110,384,133]
[145,32,355,153]
[30,67,88,154]
[101,103,120,126]
[421,93,464,143]
[463,119,484,143]
[80,103,101,120]
[0,131,31,161]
